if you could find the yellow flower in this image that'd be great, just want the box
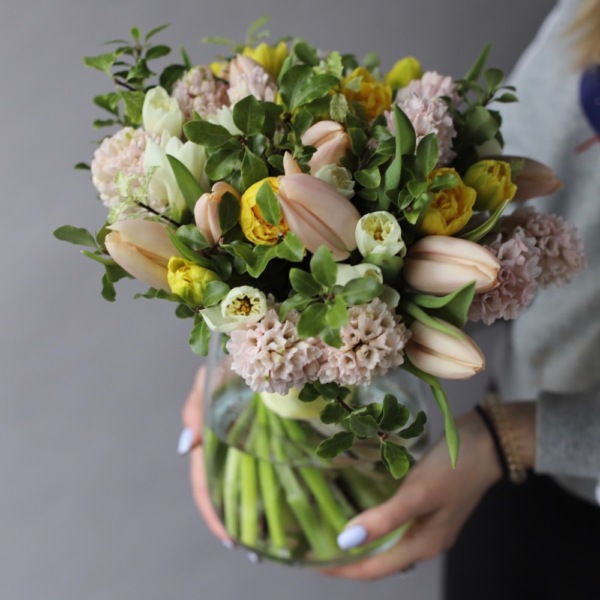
[239,178,289,245]
[341,67,392,121]
[421,168,476,236]
[385,56,422,90]
[463,160,517,211]
[242,41,288,79]
[167,257,220,306]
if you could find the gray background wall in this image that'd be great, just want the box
[2,1,553,598]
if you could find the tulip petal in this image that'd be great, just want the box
[105,232,171,290]
[108,220,177,264]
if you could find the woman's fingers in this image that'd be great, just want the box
[179,365,206,453]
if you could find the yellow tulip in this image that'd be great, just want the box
[463,160,517,211]
[167,257,220,306]
[385,56,422,90]
[421,168,476,236]
[341,67,392,121]
[242,41,288,79]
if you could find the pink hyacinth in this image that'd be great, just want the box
[500,207,585,287]
[171,66,229,122]
[396,71,461,106]
[468,229,542,325]
[318,298,410,386]
[227,308,323,395]
[91,127,148,208]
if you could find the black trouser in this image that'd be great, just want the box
[445,474,600,600]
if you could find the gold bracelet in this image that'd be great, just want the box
[482,392,528,484]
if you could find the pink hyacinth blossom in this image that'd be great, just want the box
[171,66,230,122]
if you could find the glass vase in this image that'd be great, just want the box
[203,335,429,567]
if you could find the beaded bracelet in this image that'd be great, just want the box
[476,392,528,484]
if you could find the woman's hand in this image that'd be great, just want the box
[323,404,534,581]
[180,365,233,546]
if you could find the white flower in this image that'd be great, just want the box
[142,87,184,138]
[201,286,267,333]
[207,106,243,136]
[335,263,383,286]
[144,132,208,217]
[314,165,355,199]
[355,211,406,259]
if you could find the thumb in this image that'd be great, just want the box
[337,478,429,550]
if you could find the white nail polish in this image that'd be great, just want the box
[337,525,368,550]
[247,551,260,564]
[177,428,194,455]
[221,539,235,550]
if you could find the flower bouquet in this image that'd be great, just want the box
[55,20,584,565]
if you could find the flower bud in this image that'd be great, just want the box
[314,165,355,199]
[463,160,517,211]
[200,286,267,332]
[240,177,288,246]
[142,87,184,138]
[511,157,562,201]
[104,219,177,290]
[356,211,406,259]
[167,257,220,306]
[405,319,485,379]
[195,182,240,246]
[385,56,422,90]
[404,235,500,294]
[341,67,392,121]
[301,121,351,174]
[335,263,383,286]
[228,55,278,104]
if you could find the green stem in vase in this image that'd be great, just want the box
[223,446,242,538]
[340,468,397,511]
[239,450,259,548]
[266,409,339,560]
[255,400,291,555]
[203,427,227,509]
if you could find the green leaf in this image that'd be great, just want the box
[314,381,346,399]
[53,225,98,248]
[93,119,117,129]
[315,431,355,459]
[130,27,141,42]
[159,64,187,92]
[348,413,378,438]
[460,199,510,242]
[293,40,320,66]
[202,280,230,307]
[101,272,117,302]
[189,316,211,356]
[232,95,266,135]
[245,245,278,278]
[402,362,460,467]
[218,192,241,234]
[276,232,305,262]
[464,43,491,82]
[74,162,91,170]
[298,383,321,402]
[176,224,210,251]
[210,254,232,280]
[398,411,427,439]
[279,293,313,320]
[484,67,504,92]
[310,245,337,289]
[175,303,195,318]
[329,93,348,121]
[80,250,116,266]
[126,59,153,82]
[355,166,381,189]
[134,287,179,301]
[280,65,339,111]
[394,105,417,155]
[325,295,348,329]
[93,92,121,116]
[168,232,212,267]
[145,45,171,60]
[416,133,439,175]
[411,281,477,328]
[120,91,145,125]
[465,106,500,145]
[405,302,464,338]
[184,120,233,147]
[348,127,368,155]
[319,401,347,424]
[429,171,459,192]
[321,327,343,348]
[241,147,269,189]
[494,92,518,103]
[83,51,121,76]
[205,147,241,180]
[167,155,204,212]
[296,302,327,337]
[378,394,410,431]
[380,441,411,479]
[338,277,382,306]
[256,180,281,226]
[145,24,170,41]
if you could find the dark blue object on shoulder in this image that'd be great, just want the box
[580,64,600,135]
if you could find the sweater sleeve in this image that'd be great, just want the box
[536,386,600,480]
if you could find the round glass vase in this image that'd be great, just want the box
[203,335,429,567]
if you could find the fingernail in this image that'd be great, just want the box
[247,551,261,564]
[337,525,368,550]
[221,539,235,550]
[177,428,194,455]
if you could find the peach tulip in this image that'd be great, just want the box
[404,235,500,295]
[194,182,240,246]
[406,319,485,379]
[105,219,177,290]
[301,121,351,174]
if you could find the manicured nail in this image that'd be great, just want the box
[247,551,261,564]
[337,525,368,550]
[221,539,235,550]
[177,428,194,455]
